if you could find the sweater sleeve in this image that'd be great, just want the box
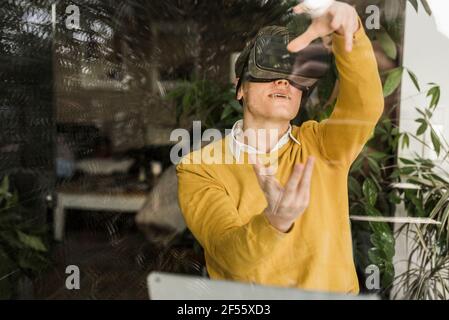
[176,159,292,278]
[317,17,384,167]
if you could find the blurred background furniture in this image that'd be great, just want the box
[54,187,147,241]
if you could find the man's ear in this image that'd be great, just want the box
[233,77,239,88]
[235,78,244,100]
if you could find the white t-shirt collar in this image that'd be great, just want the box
[228,119,301,162]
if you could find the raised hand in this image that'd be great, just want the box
[252,155,315,233]
[287,1,360,53]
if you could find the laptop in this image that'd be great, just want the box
[147,271,378,300]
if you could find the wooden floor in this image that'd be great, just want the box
[33,210,203,299]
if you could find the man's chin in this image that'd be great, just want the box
[265,111,295,122]
[266,104,297,120]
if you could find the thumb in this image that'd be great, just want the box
[287,26,318,52]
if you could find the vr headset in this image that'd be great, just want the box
[237,33,332,95]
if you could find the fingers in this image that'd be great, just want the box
[284,164,305,193]
[289,2,359,53]
[331,11,344,31]
[344,29,353,52]
[270,189,284,216]
[287,26,318,52]
[341,9,358,52]
[297,156,315,194]
[335,6,358,52]
[253,155,277,176]
[347,11,360,52]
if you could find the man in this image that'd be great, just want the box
[176,1,384,294]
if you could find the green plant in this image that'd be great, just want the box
[0,176,51,299]
[165,78,243,129]
[348,99,400,295]
[388,81,449,299]
[349,61,448,299]
[392,164,449,299]
[347,80,442,296]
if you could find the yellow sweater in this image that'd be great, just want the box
[176,24,384,294]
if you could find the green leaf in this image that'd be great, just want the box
[0,176,9,196]
[420,0,432,15]
[221,105,234,120]
[382,118,392,132]
[389,169,401,179]
[401,167,415,175]
[370,151,387,161]
[350,156,363,173]
[414,108,426,118]
[17,251,49,272]
[16,231,47,252]
[363,178,378,206]
[375,126,387,140]
[399,157,415,165]
[414,118,425,124]
[378,30,397,60]
[404,190,426,217]
[365,204,382,217]
[368,247,383,265]
[348,176,362,199]
[401,133,410,149]
[416,122,428,136]
[430,128,441,155]
[427,85,440,109]
[382,235,395,259]
[0,231,25,249]
[369,222,392,240]
[408,0,419,12]
[229,99,243,112]
[391,127,399,136]
[367,157,381,176]
[388,190,402,204]
[371,232,395,259]
[366,206,392,239]
[407,69,420,92]
[382,261,395,288]
[383,67,403,97]
[5,190,18,211]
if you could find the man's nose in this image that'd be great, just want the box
[274,79,289,87]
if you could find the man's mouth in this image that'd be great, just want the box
[268,93,291,100]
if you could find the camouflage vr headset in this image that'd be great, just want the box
[235,26,332,97]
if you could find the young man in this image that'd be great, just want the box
[176,1,384,294]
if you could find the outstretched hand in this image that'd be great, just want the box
[287,1,360,53]
[252,155,315,233]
